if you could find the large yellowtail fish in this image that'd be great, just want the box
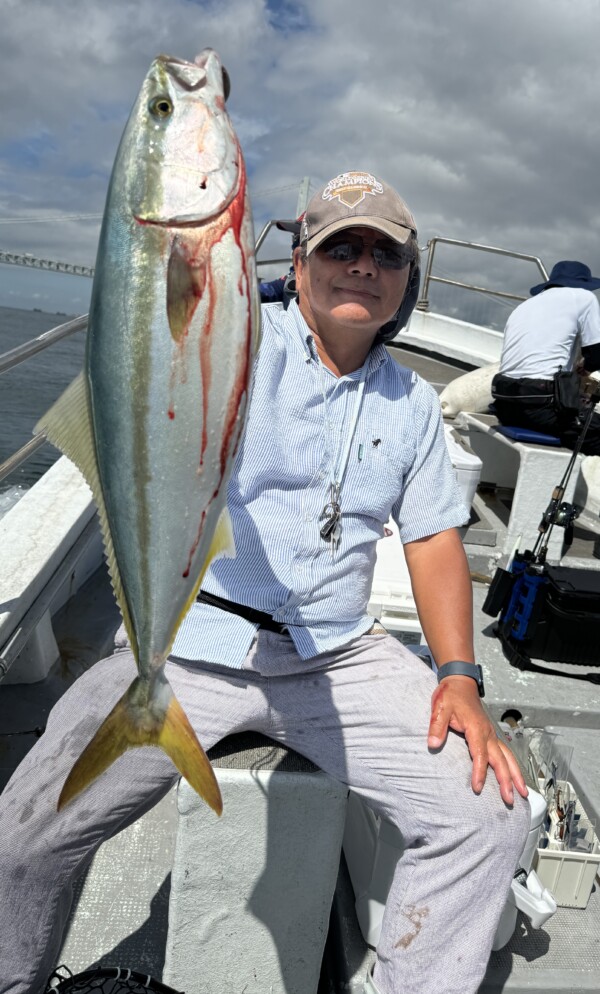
[36,49,260,815]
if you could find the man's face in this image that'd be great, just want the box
[293,226,411,339]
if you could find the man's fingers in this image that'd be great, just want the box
[464,730,527,805]
[480,739,529,805]
[482,746,514,805]
[470,743,489,795]
[498,740,529,799]
[427,705,450,748]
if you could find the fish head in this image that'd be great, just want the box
[122,48,240,225]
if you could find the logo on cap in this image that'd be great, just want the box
[322,171,384,209]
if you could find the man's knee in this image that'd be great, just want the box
[471,784,531,867]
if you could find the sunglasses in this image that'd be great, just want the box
[319,234,411,270]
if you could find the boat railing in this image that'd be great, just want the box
[0,228,548,484]
[0,230,291,485]
[416,236,549,312]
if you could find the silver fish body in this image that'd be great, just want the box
[37,49,259,812]
[89,48,257,674]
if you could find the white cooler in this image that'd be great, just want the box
[367,520,420,639]
[342,787,556,953]
[443,423,482,509]
[367,428,481,639]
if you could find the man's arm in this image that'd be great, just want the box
[403,527,528,804]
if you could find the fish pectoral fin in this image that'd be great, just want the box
[166,505,237,655]
[207,505,236,566]
[34,372,138,659]
[57,676,222,816]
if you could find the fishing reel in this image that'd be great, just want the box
[538,490,581,549]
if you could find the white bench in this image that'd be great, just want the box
[164,737,348,994]
[0,457,102,683]
[453,412,583,559]
[57,735,349,994]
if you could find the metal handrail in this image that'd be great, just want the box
[0,314,88,375]
[2,230,542,484]
[0,435,48,485]
[0,316,90,483]
[0,230,291,484]
[416,236,549,312]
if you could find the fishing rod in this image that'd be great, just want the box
[532,384,600,563]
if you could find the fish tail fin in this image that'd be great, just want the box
[57,675,222,815]
[156,693,222,813]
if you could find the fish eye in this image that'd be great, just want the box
[221,67,231,102]
[149,96,174,119]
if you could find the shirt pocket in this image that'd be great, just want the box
[342,422,415,524]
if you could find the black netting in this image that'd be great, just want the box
[46,967,183,994]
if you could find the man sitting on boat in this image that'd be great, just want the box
[0,170,529,994]
[492,260,600,454]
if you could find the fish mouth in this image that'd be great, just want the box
[132,151,241,228]
[133,209,231,229]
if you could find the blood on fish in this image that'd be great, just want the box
[198,253,218,466]
[167,237,207,343]
[183,509,207,578]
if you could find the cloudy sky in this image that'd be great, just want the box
[1,0,600,320]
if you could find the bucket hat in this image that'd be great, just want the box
[530,260,600,296]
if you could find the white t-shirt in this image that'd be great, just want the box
[499,286,600,379]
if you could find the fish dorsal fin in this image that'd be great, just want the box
[34,372,139,659]
[164,504,236,659]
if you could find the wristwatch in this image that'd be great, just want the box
[436,660,485,698]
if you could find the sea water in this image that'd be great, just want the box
[0,305,86,515]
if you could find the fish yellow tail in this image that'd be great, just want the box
[57,675,222,815]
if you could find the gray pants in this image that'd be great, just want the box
[0,630,529,994]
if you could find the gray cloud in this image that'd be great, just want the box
[2,0,600,313]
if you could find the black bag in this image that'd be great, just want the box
[553,368,580,415]
[482,566,517,617]
[498,563,600,667]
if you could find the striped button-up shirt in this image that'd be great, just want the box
[171,300,469,666]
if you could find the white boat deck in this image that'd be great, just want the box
[1,345,600,993]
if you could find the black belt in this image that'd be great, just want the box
[492,374,554,399]
[196,589,288,634]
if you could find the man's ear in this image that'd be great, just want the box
[292,246,304,293]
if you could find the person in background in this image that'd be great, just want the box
[492,261,600,454]
[0,171,529,994]
[258,217,302,306]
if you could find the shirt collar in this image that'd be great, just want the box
[284,299,390,377]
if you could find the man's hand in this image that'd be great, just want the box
[428,675,528,805]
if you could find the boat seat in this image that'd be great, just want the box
[163,732,348,994]
[494,425,562,447]
[58,732,348,993]
[452,411,583,558]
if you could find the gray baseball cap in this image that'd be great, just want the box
[301,171,417,255]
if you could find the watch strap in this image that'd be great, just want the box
[436,660,485,697]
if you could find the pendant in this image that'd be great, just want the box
[320,482,341,542]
